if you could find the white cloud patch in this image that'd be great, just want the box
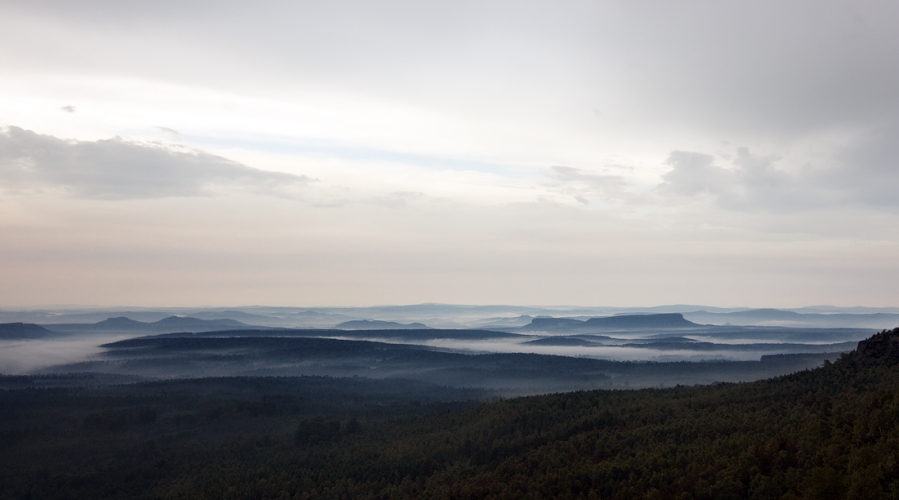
[659,148,823,211]
[0,126,312,199]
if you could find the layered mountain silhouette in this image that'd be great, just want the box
[60,334,849,390]
[682,309,899,328]
[0,322,59,340]
[521,313,699,333]
[41,316,254,334]
[335,320,431,330]
[151,316,245,329]
[93,317,146,329]
[585,313,697,328]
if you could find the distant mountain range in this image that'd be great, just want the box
[2,305,898,329]
[681,309,899,328]
[521,313,700,332]
[335,320,431,330]
[40,316,257,334]
[513,311,899,332]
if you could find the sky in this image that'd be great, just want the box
[1,0,898,308]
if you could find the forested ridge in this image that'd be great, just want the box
[4,328,899,499]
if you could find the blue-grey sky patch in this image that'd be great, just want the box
[188,134,522,177]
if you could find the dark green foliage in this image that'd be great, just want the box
[344,417,360,435]
[3,328,899,499]
[0,375,485,499]
[295,417,340,446]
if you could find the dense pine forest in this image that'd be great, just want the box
[3,328,899,499]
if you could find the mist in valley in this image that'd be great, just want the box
[0,307,885,394]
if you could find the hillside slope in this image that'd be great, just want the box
[2,328,899,499]
[159,327,899,499]
[0,322,59,340]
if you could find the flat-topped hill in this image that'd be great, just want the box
[523,313,699,331]
[0,322,58,340]
[585,312,699,328]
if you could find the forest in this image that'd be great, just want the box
[2,328,899,499]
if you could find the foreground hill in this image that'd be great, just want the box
[2,328,899,499]
[157,327,899,500]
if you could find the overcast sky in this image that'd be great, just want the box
[1,1,898,308]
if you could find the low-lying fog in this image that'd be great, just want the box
[423,339,799,362]
[0,331,870,376]
[335,336,859,362]
[0,330,865,392]
[0,334,137,374]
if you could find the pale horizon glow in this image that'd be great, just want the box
[1,1,898,308]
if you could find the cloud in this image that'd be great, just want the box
[60,105,76,113]
[660,125,899,212]
[659,152,730,198]
[155,126,180,137]
[0,126,312,199]
[548,166,630,204]
[827,125,899,208]
[660,149,821,211]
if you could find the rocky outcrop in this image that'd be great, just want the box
[851,327,899,364]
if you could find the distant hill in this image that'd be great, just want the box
[41,316,253,334]
[150,316,245,329]
[523,337,600,347]
[335,320,431,330]
[585,313,698,329]
[89,334,846,390]
[683,309,899,328]
[92,317,147,329]
[522,313,699,332]
[187,310,282,324]
[521,317,586,331]
[474,315,535,328]
[0,322,59,340]
[119,328,521,342]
